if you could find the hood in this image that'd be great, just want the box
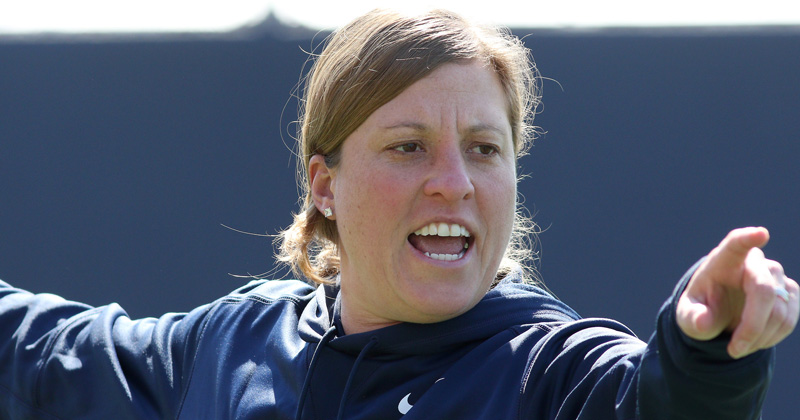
[296,269,581,357]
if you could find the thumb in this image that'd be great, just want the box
[676,288,735,341]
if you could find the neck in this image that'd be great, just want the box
[338,300,402,335]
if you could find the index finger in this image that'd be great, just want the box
[712,227,770,270]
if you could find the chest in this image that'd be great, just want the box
[178,327,538,420]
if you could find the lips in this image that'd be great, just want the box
[408,222,472,261]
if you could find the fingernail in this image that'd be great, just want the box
[731,341,750,358]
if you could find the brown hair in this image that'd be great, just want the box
[278,8,542,285]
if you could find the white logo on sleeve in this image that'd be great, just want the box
[398,393,413,415]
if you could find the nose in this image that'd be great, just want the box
[422,145,475,202]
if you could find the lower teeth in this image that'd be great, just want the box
[424,250,465,261]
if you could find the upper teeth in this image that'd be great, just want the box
[414,222,470,237]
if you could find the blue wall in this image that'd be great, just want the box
[1,25,798,416]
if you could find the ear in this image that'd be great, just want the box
[309,154,335,219]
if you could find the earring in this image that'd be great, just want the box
[323,207,333,218]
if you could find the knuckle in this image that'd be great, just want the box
[788,303,799,331]
[771,300,788,319]
[785,278,799,294]
[787,314,799,334]
[782,317,798,336]
[766,260,785,277]
[750,281,776,299]
[775,320,796,345]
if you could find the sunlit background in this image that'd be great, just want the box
[1,0,799,34]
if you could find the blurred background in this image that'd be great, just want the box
[1,1,798,417]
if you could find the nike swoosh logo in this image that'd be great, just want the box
[398,393,413,415]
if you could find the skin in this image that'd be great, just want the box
[309,61,517,334]
[308,62,799,356]
[678,227,798,358]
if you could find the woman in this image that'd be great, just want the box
[0,9,796,420]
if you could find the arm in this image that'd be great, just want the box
[637,258,775,419]
[641,227,797,419]
[523,228,795,419]
[0,280,213,419]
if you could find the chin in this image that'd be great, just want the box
[399,279,487,323]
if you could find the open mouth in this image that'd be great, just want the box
[408,222,473,261]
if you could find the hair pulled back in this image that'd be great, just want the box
[279,8,541,285]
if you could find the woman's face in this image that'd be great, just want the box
[316,61,517,333]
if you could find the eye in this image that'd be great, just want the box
[469,144,499,156]
[392,142,423,153]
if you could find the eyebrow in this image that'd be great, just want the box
[466,123,508,137]
[382,122,428,132]
[382,122,508,137]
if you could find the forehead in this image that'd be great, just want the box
[365,61,511,132]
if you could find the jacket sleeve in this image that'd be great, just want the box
[0,279,214,419]
[521,259,773,420]
[637,259,773,419]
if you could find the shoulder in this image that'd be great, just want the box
[196,279,320,336]
[188,279,319,358]
[218,278,317,306]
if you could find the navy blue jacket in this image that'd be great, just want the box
[0,261,772,419]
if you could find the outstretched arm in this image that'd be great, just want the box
[0,281,211,418]
[677,227,799,359]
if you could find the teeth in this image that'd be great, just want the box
[414,222,471,238]
[413,222,471,261]
[424,250,466,261]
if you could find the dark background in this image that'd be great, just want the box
[1,18,798,417]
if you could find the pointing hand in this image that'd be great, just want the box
[676,227,799,359]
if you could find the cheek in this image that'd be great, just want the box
[483,169,518,239]
[335,167,412,246]
[341,168,408,215]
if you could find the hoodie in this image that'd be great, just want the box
[0,260,772,419]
